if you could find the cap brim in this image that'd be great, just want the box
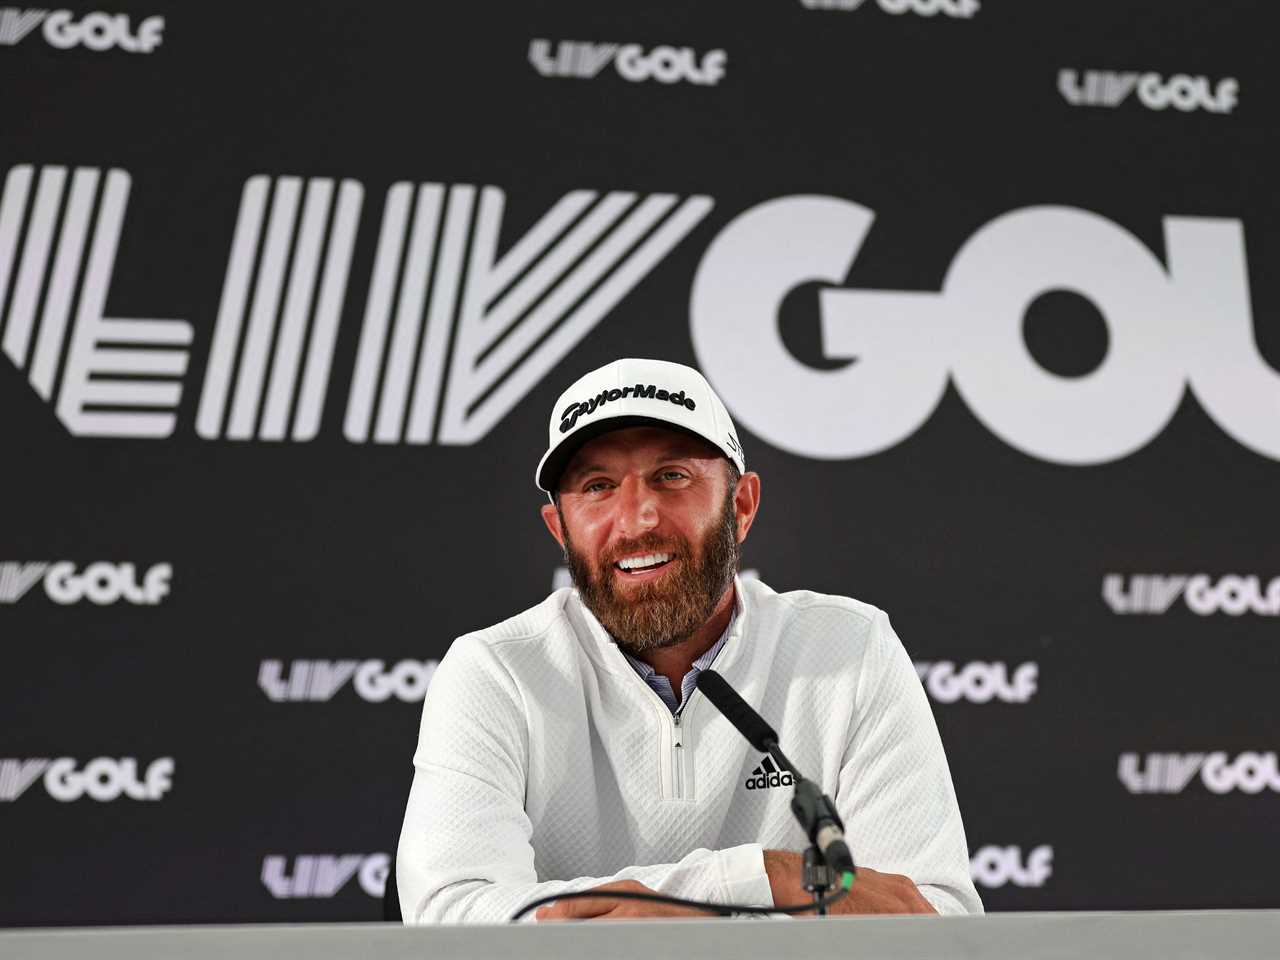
[536,414,727,494]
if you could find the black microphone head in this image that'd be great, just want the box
[696,670,778,753]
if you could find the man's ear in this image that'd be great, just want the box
[733,472,762,544]
[540,501,566,550]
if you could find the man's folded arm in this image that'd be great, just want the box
[396,636,774,924]
[834,609,984,916]
[399,771,773,923]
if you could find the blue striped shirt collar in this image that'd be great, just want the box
[620,610,735,714]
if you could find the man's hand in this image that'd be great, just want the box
[763,850,937,915]
[534,879,708,921]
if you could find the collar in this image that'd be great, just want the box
[570,576,748,677]
[619,608,736,682]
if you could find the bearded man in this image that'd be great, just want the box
[396,358,982,923]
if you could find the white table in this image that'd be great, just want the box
[4,911,1278,960]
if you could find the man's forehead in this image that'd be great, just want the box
[563,426,721,475]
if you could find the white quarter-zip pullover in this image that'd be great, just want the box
[397,576,983,922]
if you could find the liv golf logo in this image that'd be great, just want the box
[1059,70,1238,114]
[529,40,726,85]
[262,853,389,899]
[0,165,711,443]
[0,757,174,801]
[5,163,1278,466]
[800,0,981,18]
[258,659,438,702]
[970,845,1052,889]
[915,661,1038,704]
[0,561,171,604]
[1103,574,1280,616]
[0,9,163,52]
[1119,752,1280,794]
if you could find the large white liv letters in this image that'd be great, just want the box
[0,166,192,437]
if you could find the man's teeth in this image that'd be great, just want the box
[616,553,672,571]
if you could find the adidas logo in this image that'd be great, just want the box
[744,756,795,791]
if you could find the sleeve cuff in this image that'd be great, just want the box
[715,843,774,907]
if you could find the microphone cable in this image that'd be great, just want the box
[509,868,854,922]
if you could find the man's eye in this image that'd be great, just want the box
[659,470,687,482]
[584,480,612,493]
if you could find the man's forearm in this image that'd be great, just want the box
[762,849,937,915]
[403,843,775,923]
[762,849,807,907]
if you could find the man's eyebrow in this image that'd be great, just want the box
[563,450,707,486]
[563,463,607,484]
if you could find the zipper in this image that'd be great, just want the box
[609,647,702,800]
[672,713,684,799]
[625,673,685,800]
[671,693,702,801]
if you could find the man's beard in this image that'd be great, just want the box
[560,492,740,656]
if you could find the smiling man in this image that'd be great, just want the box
[396,358,982,923]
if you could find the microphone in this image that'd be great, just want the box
[695,670,856,879]
[693,668,778,753]
[790,781,856,877]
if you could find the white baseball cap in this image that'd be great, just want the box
[535,358,746,494]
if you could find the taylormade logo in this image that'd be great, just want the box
[1119,752,1280,795]
[262,853,389,899]
[0,561,171,605]
[914,661,1038,704]
[0,757,174,802]
[970,845,1052,888]
[1103,574,1280,616]
[1059,70,1238,114]
[529,40,726,85]
[801,0,979,17]
[258,659,438,702]
[744,756,794,790]
[0,8,163,51]
[560,383,696,434]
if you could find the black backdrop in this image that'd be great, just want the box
[2,0,1278,927]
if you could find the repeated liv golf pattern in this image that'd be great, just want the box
[5,1,1279,923]
[0,165,193,436]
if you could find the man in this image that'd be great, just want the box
[397,358,982,922]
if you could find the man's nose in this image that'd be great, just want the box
[614,475,659,537]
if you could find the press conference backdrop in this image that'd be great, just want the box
[1,0,1277,928]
